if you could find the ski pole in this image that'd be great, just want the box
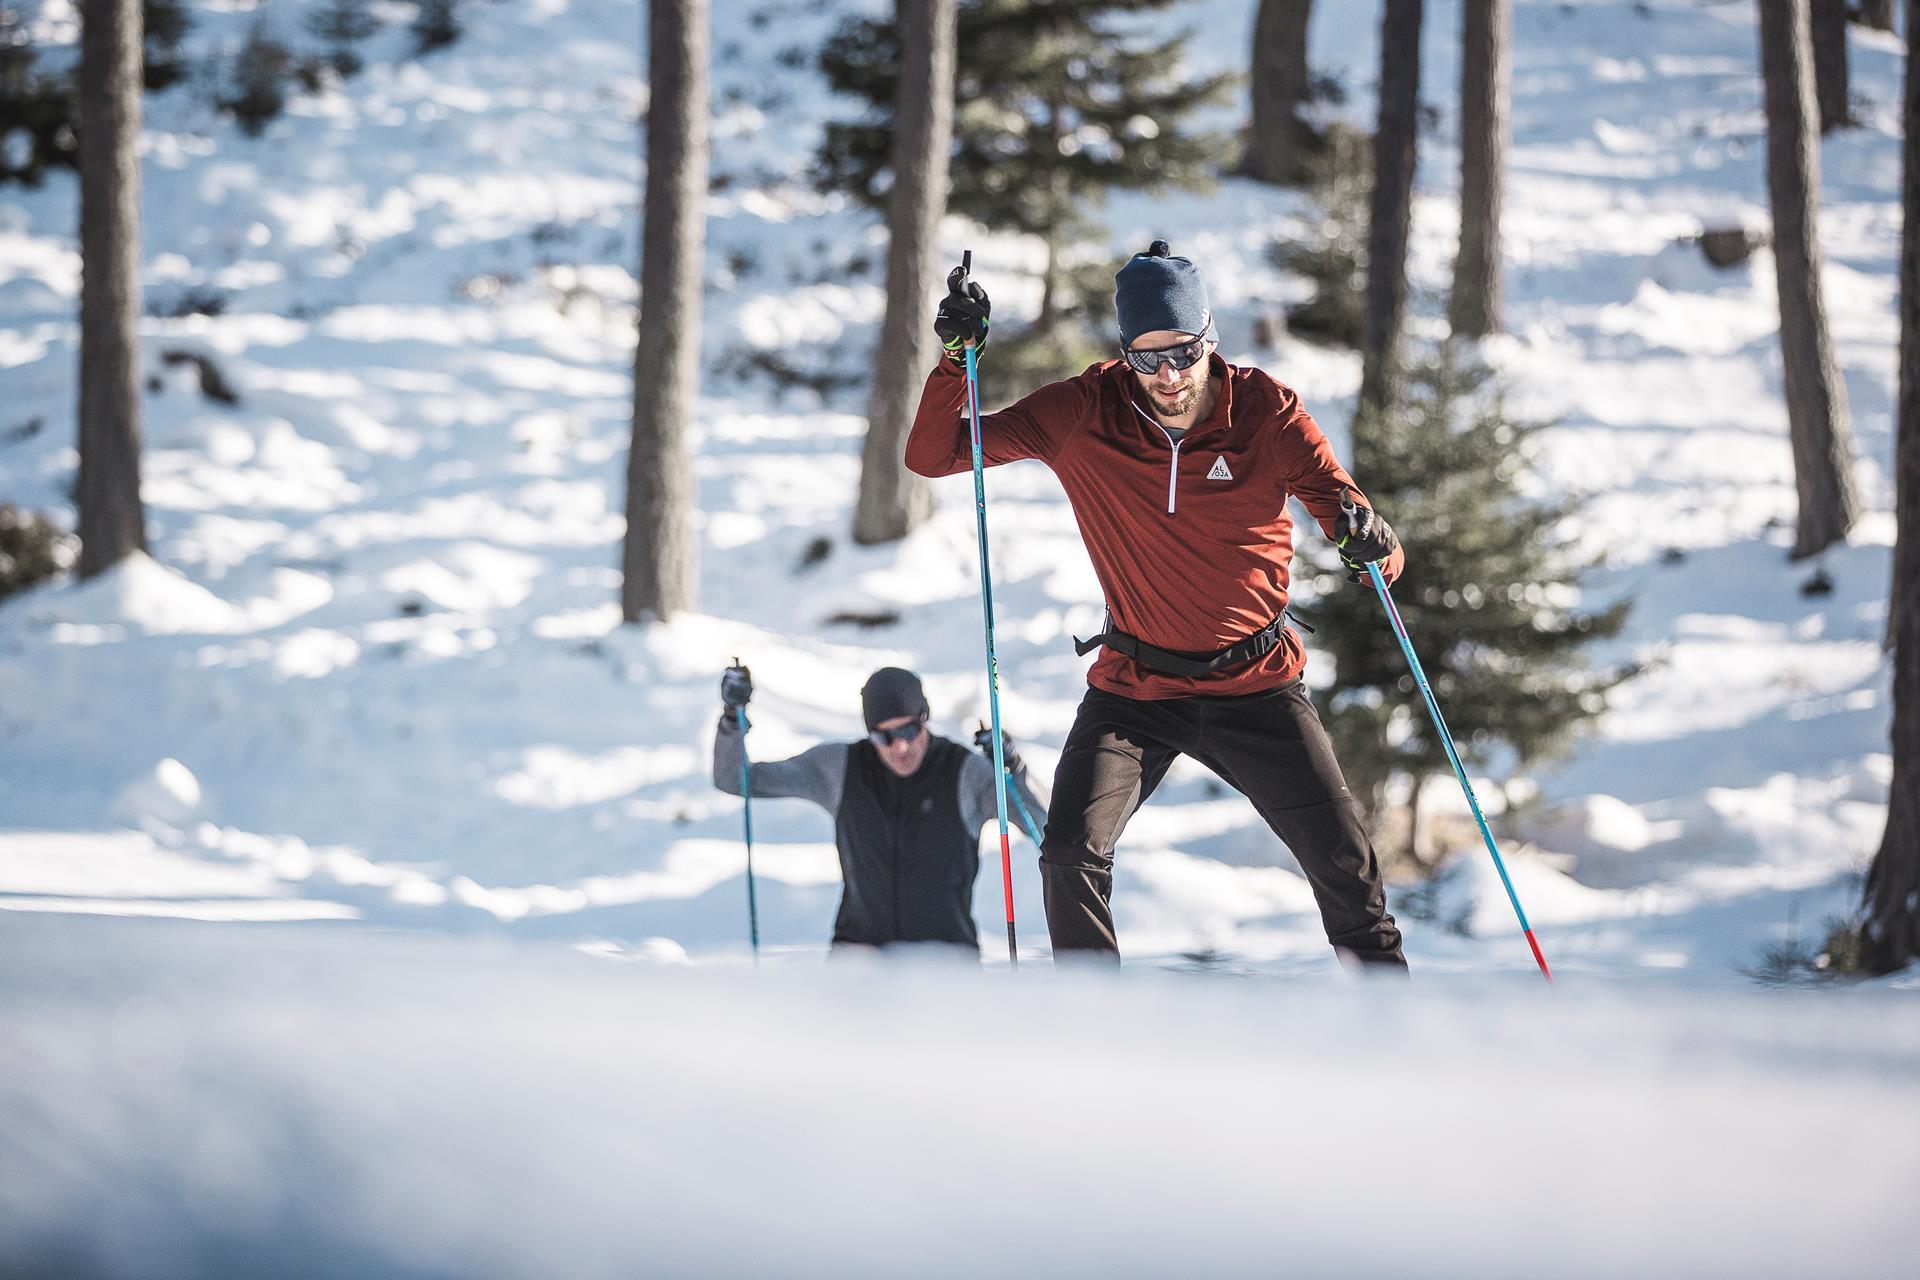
[1006,776,1045,851]
[960,249,1019,968]
[736,687,761,963]
[976,721,1046,849]
[1345,501,1552,981]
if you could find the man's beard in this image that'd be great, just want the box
[1149,381,1200,419]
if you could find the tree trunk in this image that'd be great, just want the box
[1758,0,1860,560]
[1855,0,1894,32]
[1810,0,1851,132]
[1405,772,1425,868]
[1039,166,1068,333]
[1036,96,1066,334]
[1247,0,1315,186]
[852,0,954,546]
[1448,0,1507,339]
[1860,0,1920,974]
[1358,0,1423,419]
[622,0,708,621]
[76,0,147,579]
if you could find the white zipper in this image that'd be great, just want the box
[1132,399,1183,514]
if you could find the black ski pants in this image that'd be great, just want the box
[1039,680,1406,968]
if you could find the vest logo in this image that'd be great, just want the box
[1207,456,1233,481]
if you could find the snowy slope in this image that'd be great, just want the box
[0,0,1910,983]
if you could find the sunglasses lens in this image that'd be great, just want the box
[870,719,925,747]
[1125,341,1203,374]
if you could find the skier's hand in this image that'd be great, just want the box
[974,723,1022,773]
[935,265,990,360]
[1336,494,1400,583]
[720,664,753,720]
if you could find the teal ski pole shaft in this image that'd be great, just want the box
[1353,538,1551,981]
[960,250,1018,968]
[738,704,760,961]
[1005,772,1044,850]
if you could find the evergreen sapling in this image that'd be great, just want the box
[307,0,382,80]
[1305,346,1633,867]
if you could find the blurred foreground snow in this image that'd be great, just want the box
[2,915,1915,1278]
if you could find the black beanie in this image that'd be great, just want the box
[1114,239,1215,347]
[861,667,929,731]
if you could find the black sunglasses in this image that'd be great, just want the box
[869,716,928,747]
[1123,336,1210,375]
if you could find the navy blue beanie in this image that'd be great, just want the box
[1114,240,1215,347]
[861,667,928,731]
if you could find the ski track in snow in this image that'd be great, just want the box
[0,0,1907,976]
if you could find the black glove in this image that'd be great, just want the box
[1335,494,1399,583]
[974,723,1022,773]
[720,664,753,721]
[934,264,990,359]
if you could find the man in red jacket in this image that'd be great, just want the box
[905,241,1407,969]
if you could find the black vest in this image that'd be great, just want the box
[832,734,979,948]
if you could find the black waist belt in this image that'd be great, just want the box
[1072,612,1301,679]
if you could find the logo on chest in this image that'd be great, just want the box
[1206,456,1233,481]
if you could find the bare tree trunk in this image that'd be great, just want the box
[622,0,708,621]
[1247,0,1315,186]
[1810,0,1852,132]
[852,0,954,546]
[1035,96,1066,334]
[76,0,147,579]
[1758,0,1860,560]
[1856,0,1894,31]
[1039,166,1070,333]
[1358,0,1423,419]
[1860,0,1920,974]
[1448,0,1507,339]
[1038,211,1060,333]
[1405,772,1424,868]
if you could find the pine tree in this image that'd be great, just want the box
[1304,348,1631,861]
[1856,0,1893,31]
[1268,122,1371,348]
[141,0,191,91]
[1246,0,1316,186]
[818,0,1233,335]
[1358,0,1423,418]
[1810,0,1851,133]
[622,0,709,623]
[218,17,293,136]
[412,0,461,56]
[0,504,72,601]
[852,0,955,547]
[1858,0,1919,974]
[308,0,382,79]
[76,0,148,577]
[0,5,79,185]
[1758,0,1859,558]
[1449,0,1509,339]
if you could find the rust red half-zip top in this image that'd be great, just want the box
[906,353,1405,700]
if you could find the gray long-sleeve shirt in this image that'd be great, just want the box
[712,714,1049,844]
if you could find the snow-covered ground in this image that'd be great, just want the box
[0,0,1904,976]
[0,0,1915,1269]
[4,913,1918,1278]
